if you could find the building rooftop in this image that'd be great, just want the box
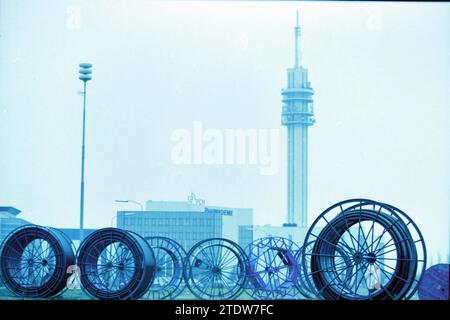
[0,206,21,217]
[145,200,204,212]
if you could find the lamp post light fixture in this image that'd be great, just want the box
[245,226,272,237]
[114,199,144,211]
[113,200,144,228]
[78,63,92,242]
[110,212,138,228]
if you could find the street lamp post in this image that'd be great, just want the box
[78,63,92,242]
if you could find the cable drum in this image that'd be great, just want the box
[312,209,416,299]
[302,199,426,300]
[0,225,76,298]
[295,241,316,299]
[77,228,156,300]
[295,241,353,299]
[144,236,186,300]
[377,202,427,299]
[245,237,300,299]
[183,238,248,300]
[418,264,449,300]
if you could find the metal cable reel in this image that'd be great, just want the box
[77,228,156,300]
[245,237,300,299]
[301,199,426,300]
[295,241,316,299]
[143,236,186,300]
[418,264,449,300]
[0,225,76,298]
[378,201,427,299]
[183,238,248,300]
[295,241,354,299]
[52,228,80,291]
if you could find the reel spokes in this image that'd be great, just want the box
[144,236,186,300]
[0,225,75,298]
[184,238,247,300]
[302,199,426,300]
[246,237,299,299]
[77,228,155,300]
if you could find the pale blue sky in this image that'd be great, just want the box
[0,1,449,258]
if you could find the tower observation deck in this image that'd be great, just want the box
[281,11,315,227]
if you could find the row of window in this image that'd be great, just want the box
[126,230,221,240]
[120,217,221,227]
[126,226,222,233]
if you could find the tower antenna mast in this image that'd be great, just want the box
[281,11,315,228]
[295,9,301,68]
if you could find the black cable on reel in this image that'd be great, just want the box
[295,241,353,299]
[77,228,156,300]
[302,199,426,300]
[311,209,416,299]
[0,225,76,298]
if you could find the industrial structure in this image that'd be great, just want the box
[281,11,315,227]
[116,194,253,250]
[247,12,314,242]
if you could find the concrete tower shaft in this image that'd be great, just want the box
[281,11,315,227]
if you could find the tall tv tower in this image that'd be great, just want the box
[281,11,315,227]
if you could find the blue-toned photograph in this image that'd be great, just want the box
[0,0,448,304]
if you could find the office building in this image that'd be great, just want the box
[116,196,253,250]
